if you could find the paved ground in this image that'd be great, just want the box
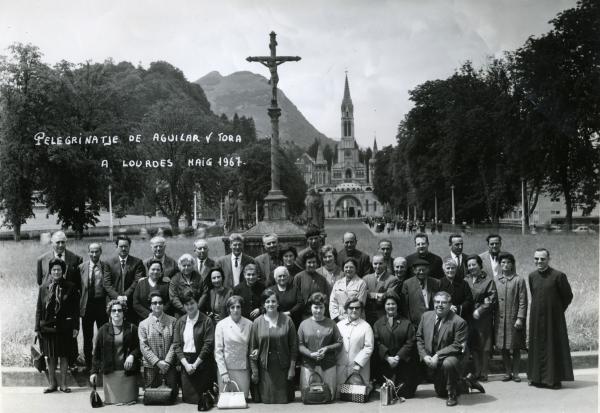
[1,369,596,413]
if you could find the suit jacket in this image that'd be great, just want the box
[144,255,178,279]
[373,315,416,362]
[416,310,467,360]
[79,260,111,317]
[215,253,257,289]
[37,249,83,288]
[405,252,444,280]
[479,251,500,280]
[196,257,216,283]
[138,313,177,368]
[400,276,440,327]
[254,252,282,286]
[443,253,469,282]
[104,255,146,300]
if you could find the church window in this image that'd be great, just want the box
[345,169,352,179]
[328,200,331,213]
[345,149,351,158]
[366,200,369,212]
[374,201,377,211]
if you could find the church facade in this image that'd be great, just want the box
[295,75,383,218]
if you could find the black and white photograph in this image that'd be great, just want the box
[0,0,598,412]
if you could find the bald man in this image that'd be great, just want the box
[37,230,83,288]
[337,232,373,277]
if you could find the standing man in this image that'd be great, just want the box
[337,232,373,277]
[296,228,323,269]
[104,235,146,324]
[479,234,503,280]
[391,257,409,296]
[37,230,83,288]
[416,291,468,407]
[79,243,110,371]
[378,239,395,274]
[144,236,177,279]
[400,259,441,328]
[254,233,281,286]
[445,234,468,282]
[527,248,574,389]
[215,233,257,289]
[406,233,444,280]
[363,254,397,325]
[193,238,215,284]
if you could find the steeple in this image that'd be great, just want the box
[315,144,326,164]
[341,73,353,113]
[373,136,378,153]
[341,72,354,139]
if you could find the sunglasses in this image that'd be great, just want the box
[348,306,361,311]
[111,309,123,313]
[151,301,163,305]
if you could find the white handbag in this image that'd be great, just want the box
[217,380,247,409]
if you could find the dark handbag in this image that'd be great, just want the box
[30,336,46,373]
[301,371,332,405]
[90,382,103,408]
[39,319,57,334]
[143,374,174,405]
[337,372,370,403]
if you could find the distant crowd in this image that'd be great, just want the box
[34,227,574,408]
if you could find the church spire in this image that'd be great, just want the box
[341,72,354,139]
[373,135,378,153]
[341,72,354,113]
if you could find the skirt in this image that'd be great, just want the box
[217,369,250,399]
[103,370,138,404]
[258,353,290,404]
[40,331,72,358]
[180,354,214,404]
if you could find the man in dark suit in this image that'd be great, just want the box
[215,233,257,289]
[479,234,503,280]
[79,242,110,371]
[36,231,83,288]
[444,234,468,282]
[104,235,146,324]
[143,236,177,279]
[254,233,282,286]
[400,258,440,328]
[405,233,444,280]
[337,231,373,277]
[193,238,215,284]
[416,291,468,407]
[378,239,395,274]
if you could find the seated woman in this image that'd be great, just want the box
[90,300,140,405]
[280,245,303,279]
[298,292,342,403]
[250,288,298,404]
[372,292,418,398]
[138,291,178,399]
[133,259,171,320]
[173,291,215,405]
[169,254,205,318]
[214,295,253,399]
[233,263,264,321]
[272,266,303,328]
[316,244,343,287]
[329,257,367,322]
[199,267,232,323]
[336,298,374,396]
[35,258,79,394]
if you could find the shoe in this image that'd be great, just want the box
[43,387,57,394]
[59,387,71,393]
[550,382,562,389]
[502,374,512,382]
[513,375,521,383]
[446,394,458,407]
[468,378,486,394]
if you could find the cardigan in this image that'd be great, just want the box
[91,321,140,374]
[173,312,215,362]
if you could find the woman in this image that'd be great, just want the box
[172,291,215,405]
[438,258,473,320]
[372,292,418,398]
[200,267,233,323]
[280,245,303,279]
[329,257,367,322]
[233,263,264,320]
[138,291,178,397]
[298,292,342,403]
[133,259,171,320]
[465,254,497,382]
[35,258,79,393]
[169,254,205,318]
[272,266,302,328]
[336,298,374,395]
[294,251,331,320]
[317,244,344,287]
[494,252,527,382]
[214,295,253,398]
[250,288,298,404]
[90,300,140,405]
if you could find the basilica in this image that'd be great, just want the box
[295,75,383,218]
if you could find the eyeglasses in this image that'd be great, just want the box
[348,307,361,311]
[111,309,123,313]
[151,301,163,305]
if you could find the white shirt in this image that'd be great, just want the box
[421,280,429,306]
[490,255,500,278]
[183,313,199,353]
[231,254,242,286]
[451,252,461,267]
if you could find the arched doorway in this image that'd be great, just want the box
[335,195,362,218]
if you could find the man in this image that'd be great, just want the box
[363,254,397,325]
[479,234,503,280]
[445,234,468,281]
[36,231,83,288]
[378,239,395,274]
[104,235,146,324]
[254,233,282,286]
[527,248,574,389]
[400,258,440,328]
[337,232,373,277]
[79,243,110,371]
[416,291,468,407]
[391,256,408,296]
[406,233,444,279]
[215,233,257,289]
[296,228,323,269]
[143,236,177,279]
[193,238,215,283]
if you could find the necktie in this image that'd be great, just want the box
[57,253,63,260]
[90,264,96,299]
[120,260,126,293]
[234,257,238,268]
[199,260,204,274]
[432,317,442,351]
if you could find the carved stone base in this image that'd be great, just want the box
[222,219,309,257]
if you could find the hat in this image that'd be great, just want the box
[412,258,430,267]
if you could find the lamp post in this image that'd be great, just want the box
[108,184,113,242]
[521,178,526,235]
[450,185,455,226]
[434,192,438,224]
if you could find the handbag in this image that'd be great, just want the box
[30,336,46,373]
[90,382,104,408]
[380,376,405,406]
[143,374,175,405]
[337,372,370,403]
[301,371,332,405]
[217,380,247,409]
[39,319,57,334]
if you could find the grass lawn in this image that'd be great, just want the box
[0,221,597,366]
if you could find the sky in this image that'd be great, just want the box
[0,0,577,148]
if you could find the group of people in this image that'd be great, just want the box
[34,228,575,407]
